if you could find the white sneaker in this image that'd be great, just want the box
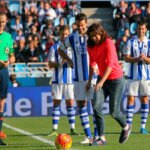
[80,137,91,144]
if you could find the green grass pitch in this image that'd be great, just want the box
[2,114,150,150]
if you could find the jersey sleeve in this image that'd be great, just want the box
[123,39,131,55]
[48,46,56,62]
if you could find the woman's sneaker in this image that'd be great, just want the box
[90,138,106,146]
[119,125,131,144]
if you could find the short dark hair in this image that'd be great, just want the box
[75,13,87,22]
[59,25,70,34]
[0,12,7,17]
[138,21,148,28]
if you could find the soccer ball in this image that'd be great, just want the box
[55,133,72,150]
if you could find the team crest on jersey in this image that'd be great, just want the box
[5,47,9,54]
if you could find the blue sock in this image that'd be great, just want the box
[52,106,60,130]
[67,106,76,129]
[141,103,149,129]
[126,104,134,125]
[79,106,92,138]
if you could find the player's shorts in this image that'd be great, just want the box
[52,84,74,100]
[74,81,94,101]
[0,67,9,99]
[126,79,150,96]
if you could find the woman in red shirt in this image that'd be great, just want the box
[86,23,131,146]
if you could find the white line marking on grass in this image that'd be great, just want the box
[3,123,54,146]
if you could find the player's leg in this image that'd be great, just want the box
[140,96,149,134]
[48,84,62,136]
[0,69,8,146]
[64,84,78,135]
[126,80,139,127]
[140,80,149,134]
[0,99,7,146]
[74,81,92,144]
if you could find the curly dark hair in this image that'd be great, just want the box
[87,23,108,47]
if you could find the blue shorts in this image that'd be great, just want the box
[0,67,9,99]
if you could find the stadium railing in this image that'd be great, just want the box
[9,62,53,78]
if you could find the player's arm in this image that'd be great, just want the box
[48,61,60,68]
[0,53,15,67]
[140,54,150,64]
[123,40,142,63]
[124,54,142,63]
[58,47,73,68]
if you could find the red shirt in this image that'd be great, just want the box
[88,38,123,80]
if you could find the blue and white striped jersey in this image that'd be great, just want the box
[48,42,74,84]
[59,31,89,82]
[124,36,150,80]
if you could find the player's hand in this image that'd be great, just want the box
[86,81,91,92]
[68,59,74,68]
[0,60,5,67]
[0,60,10,67]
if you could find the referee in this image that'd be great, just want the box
[0,12,15,146]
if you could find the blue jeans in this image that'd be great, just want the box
[93,76,126,136]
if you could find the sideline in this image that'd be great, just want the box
[3,123,54,146]
[3,123,77,150]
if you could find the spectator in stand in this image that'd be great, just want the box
[15,29,25,45]
[115,1,130,39]
[55,2,64,18]
[15,38,26,62]
[44,2,56,21]
[0,0,11,18]
[37,1,45,23]
[24,15,34,34]
[10,15,23,33]
[115,28,130,60]
[51,0,67,9]
[9,74,21,87]
[143,2,150,29]
[129,2,142,23]
[29,4,38,20]
[44,35,54,62]
[25,40,41,62]
[68,0,81,17]
[29,25,40,39]
[118,35,128,60]
[41,19,54,40]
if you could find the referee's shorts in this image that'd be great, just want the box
[0,67,9,100]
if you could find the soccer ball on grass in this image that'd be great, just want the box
[55,133,72,150]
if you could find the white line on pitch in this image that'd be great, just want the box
[3,123,55,146]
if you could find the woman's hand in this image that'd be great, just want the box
[95,81,104,91]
